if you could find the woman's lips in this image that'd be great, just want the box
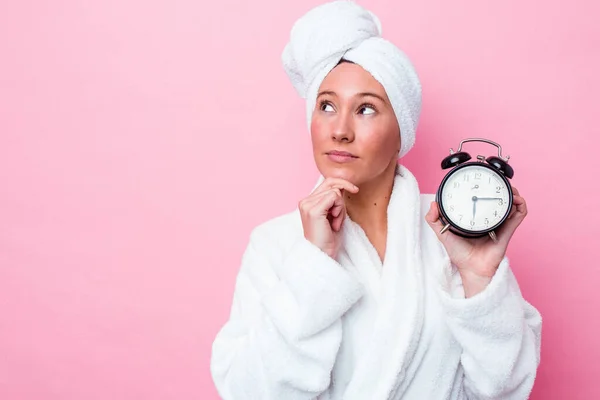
[326,150,358,163]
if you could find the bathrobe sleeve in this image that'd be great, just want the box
[210,226,364,400]
[439,257,542,400]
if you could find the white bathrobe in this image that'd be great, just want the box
[210,164,542,399]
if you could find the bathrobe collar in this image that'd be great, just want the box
[316,164,426,399]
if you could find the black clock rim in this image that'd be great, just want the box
[436,162,514,236]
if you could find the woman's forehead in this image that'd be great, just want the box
[319,62,389,101]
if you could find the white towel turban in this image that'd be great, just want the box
[281,0,422,158]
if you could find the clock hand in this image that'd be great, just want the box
[477,197,503,200]
[472,196,477,220]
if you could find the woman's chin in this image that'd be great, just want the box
[320,165,359,183]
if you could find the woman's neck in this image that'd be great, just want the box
[344,162,397,253]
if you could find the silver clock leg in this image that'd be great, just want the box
[440,224,451,234]
[489,230,498,243]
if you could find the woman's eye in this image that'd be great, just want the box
[321,102,335,112]
[359,105,376,115]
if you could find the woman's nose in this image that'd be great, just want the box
[331,112,355,142]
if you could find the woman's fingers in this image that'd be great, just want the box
[299,186,346,259]
[510,193,528,221]
[425,201,446,240]
[312,177,359,196]
[319,189,346,232]
[303,178,357,234]
[301,187,341,209]
[424,201,439,225]
[497,192,528,245]
[301,188,343,218]
[331,204,346,232]
[327,188,344,219]
[507,186,520,219]
[313,188,344,221]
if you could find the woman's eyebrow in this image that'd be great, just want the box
[356,92,386,103]
[317,90,337,98]
[317,90,386,104]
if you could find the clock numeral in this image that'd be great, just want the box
[498,199,503,205]
[475,172,481,180]
[463,174,470,182]
[496,186,501,193]
[449,205,455,212]
[494,211,498,217]
[459,214,463,221]
[484,218,489,225]
[470,220,475,227]
[453,182,460,189]
[447,193,453,199]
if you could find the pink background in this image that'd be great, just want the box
[1,0,598,398]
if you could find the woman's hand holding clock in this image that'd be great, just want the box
[425,186,528,298]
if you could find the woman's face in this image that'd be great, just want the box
[310,61,400,186]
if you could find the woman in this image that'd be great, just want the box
[210,1,542,399]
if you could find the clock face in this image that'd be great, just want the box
[440,164,511,233]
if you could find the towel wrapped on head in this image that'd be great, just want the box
[281,0,422,158]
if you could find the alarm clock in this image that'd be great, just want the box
[436,138,514,242]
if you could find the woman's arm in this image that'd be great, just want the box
[210,227,364,400]
[425,186,541,398]
[440,258,542,399]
